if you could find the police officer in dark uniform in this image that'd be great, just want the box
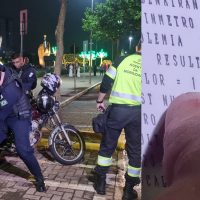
[10,53,37,96]
[91,41,142,200]
[0,64,46,192]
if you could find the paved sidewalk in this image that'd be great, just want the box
[0,149,133,200]
[33,73,103,97]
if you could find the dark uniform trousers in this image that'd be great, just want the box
[95,105,141,176]
[6,116,43,178]
[0,80,43,179]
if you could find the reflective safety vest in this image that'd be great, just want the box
[97,155,112,167]
[106,54,141,106]
[128,165,141,177]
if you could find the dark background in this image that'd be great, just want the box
[0,0,132,63]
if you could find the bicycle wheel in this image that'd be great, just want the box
[48,124,85,165]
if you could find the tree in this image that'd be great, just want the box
[82,0,141,59]
[54,0,67,76]
[54,0,67,100]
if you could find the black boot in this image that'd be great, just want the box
[93,172,106,195]
[35,177,46,192]
[122,174,140,200]
[122,182,138,200]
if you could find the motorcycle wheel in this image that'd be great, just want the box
[48,124,85,165]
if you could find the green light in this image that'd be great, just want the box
[52,46,57,55]
[79,51,87,58]
[87,51,96,60]
[96,49,108,64]
[96,49,108,58]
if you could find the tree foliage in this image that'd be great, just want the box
[82,0,141,41]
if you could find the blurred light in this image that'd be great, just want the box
[117,20,122,24]
[0,36,2,49]
[52,46,57,55]
[129,36,133,50]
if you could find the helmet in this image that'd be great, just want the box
[41,73,61,95]
[36,93,55,113]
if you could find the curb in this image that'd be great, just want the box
[60,82,101,107]
[38,131,125,151]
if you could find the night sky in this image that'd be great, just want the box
[0,0,108,55]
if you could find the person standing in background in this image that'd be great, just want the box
[10,53,37,97]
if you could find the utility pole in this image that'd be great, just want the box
[89,0,94,84]
[73,42,77,91]
[20,9,28,56]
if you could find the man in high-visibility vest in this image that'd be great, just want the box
[91,40,141,200]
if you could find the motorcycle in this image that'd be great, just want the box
[1,73,85,165]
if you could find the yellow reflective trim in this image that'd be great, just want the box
[127,165,141,177]
[97,155,112,166]
[111,91,141,102]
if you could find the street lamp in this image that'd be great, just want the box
[129,36,133,51]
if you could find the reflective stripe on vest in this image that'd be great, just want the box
[127,165,141,177]
[106,66,116,80]
[97,155,112,166]
[111,90,141,103]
